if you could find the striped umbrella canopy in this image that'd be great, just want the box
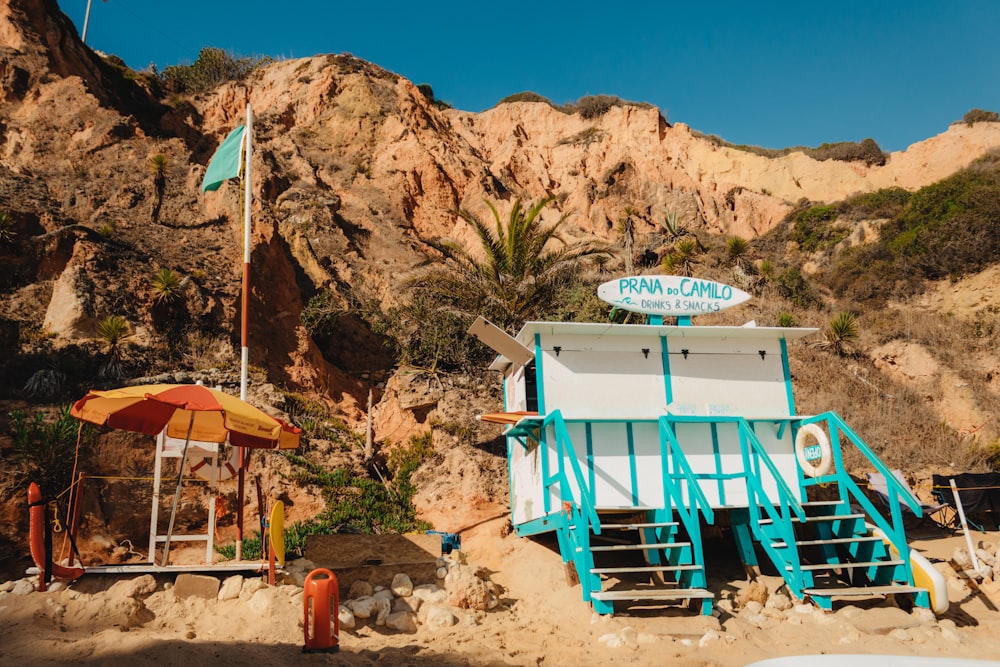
[71,383,300,450]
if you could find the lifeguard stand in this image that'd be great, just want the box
[473,276,943,615]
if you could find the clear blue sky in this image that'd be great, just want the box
[66,1,999,152]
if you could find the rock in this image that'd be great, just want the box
[436,566,448,579]
[952,546,972,568]
[0,581,14,593]
[385,611,418,633]
[412,584,447,605]
[282,559,318,586]
[348,580,374,599]
[350,596,377,619]
[598,633,622,648]
[620,626,638,647]
[374,598,391,626]
[12,579,34,595]
[239,578,267,601]
[46,581,67,593]
[391,573,413,597]
[108,574,157,599]
[372,589,394,603]
[699,629,722,647]
[248,588,280,615]
[888,628,912,642]
[910,607,937,625]
[218,575,243,601]
[850,607,921,635]
[174,574,220,600]
[742,600,764,615]
[339,607,356,630]
[444,564,494,611]
[420,603,458,629]
[765,592,793,611]
[735,580,768,608]
[393,595,422,614]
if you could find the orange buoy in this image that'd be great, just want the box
[28,483,84,590]
[302,568,339,653]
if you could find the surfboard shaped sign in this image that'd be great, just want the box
[597,275,751,317]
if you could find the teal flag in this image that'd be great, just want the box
[200,124,246,193]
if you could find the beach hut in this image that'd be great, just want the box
[473,276,944,615]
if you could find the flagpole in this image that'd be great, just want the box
[235,102,252,561]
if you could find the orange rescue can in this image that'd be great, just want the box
[303,568,339,653]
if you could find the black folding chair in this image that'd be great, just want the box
[867,470,953,530]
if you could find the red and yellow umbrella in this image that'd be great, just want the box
[70,383,301,564]
[71,383,300,449]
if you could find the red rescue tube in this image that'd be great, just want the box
[28,483,84,583]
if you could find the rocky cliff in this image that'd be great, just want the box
[2,0,999,431]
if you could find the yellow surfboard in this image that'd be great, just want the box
[269,500,285,567]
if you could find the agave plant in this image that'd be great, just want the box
[822,311,858,356]
[0,212,16,245]
[726,236,751,269]
[662,238,700,277]
[150,268,185,304]
[98,315,131,379]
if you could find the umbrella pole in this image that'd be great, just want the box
[161,413,196,567]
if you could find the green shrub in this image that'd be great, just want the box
[790,205,847,251]
[497,91,557,108]
[570,95,653,119]
[776,312,798,327]
[283,453,431,534]
[161,47,273,94]
[962,108,1000,126]
[807,138,887,166]
[0,212,16,245]
[839,187,911,220]
[775,267,817,308]
[8,406,96,497]
[301,290,343,338]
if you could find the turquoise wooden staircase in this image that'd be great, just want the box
[523,411,930,615]
[734,412,930,611]
[540,412,715,615]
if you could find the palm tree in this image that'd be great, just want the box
[619,210,636,274]
[409,197,608,331]
[148,153,169,223]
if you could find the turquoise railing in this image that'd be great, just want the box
[658,417,714,590]
[541,410,601,602]
[737,419,807,590]
[797,411,921,581]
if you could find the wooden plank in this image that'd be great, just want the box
[305,533,441,568]
[305,533,443,596]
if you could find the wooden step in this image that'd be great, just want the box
[760,512,864,526]
[601,522,679,530]
[592,541,690,552]
[591,564,702,574]
[771,535,882,548]
[592,588,713,602]
[787,559,904,572]
[803,584,924,597]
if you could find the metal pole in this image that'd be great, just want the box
[162,413,196,566]
[235,102,253,561]
[82,0,94,43]
[951,479,982,575]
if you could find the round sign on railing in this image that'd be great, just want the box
[597,276,751,318]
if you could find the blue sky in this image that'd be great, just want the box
[66,1,999,152]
